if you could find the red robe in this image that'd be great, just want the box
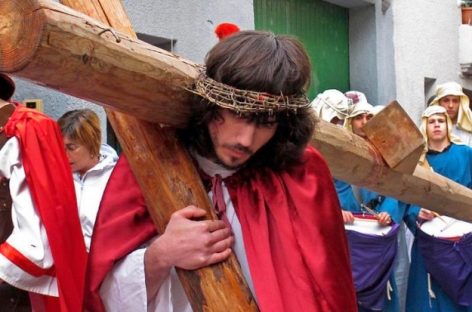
[1,104,87,312]
[86,146,357,311]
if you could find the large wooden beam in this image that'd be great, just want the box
[0,0,197,127]
[55,0,258,311]
[313,120,472,221]
[0,0,471,222]
[363,101,425,174]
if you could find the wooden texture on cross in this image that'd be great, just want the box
[363,101,425,174]
[312,120,472,221]
[0,3,471,219]
[1,0,258,311]
[0,0,197,126]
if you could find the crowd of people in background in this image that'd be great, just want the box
[0,27,471,312]
[312,82,472,312]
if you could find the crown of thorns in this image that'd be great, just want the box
[190,72,310,114]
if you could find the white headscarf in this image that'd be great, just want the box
[419,105,464,167]
[429,81,472,132]
[343,91,374,132]
[420,105,463,147]
[311,89,352,123]
[371,105,385,116]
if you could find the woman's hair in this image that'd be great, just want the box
[58,109,101,157]
[179,30,316,172]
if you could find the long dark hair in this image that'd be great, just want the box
[179,30,316,172]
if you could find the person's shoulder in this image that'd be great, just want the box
[463,143,472,156]
[5,104,59,137]
[452,142,472,152]
[14,104,54,124]
[100,144,119,161]
[450,142,472,160]
[288,145,332,177]
[302,145,329,166]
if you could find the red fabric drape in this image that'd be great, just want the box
[226,146,357,312]
[29,293,61,312]
[2,104,87,312]
[85,155,157,312]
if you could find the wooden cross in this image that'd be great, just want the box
[1,0,257,311]
[1,0,472,309]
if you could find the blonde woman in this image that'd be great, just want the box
[58,109,118,252]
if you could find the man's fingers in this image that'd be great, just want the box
[208,227,232,243]
[209,234,234,252]
[206,248,232,265]
[175,205,207,219]
[205,219,228,233]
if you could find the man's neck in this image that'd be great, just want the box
[192,152,237,179]
[428,139,450,152]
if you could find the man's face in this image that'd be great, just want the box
[351,113,372,138]
[208,109,278,169]
[426,114,448,144]
[439,95,460,122]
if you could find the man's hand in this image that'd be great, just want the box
[144,205,234,299]
[342,210,355,224]
[152,205,234,270]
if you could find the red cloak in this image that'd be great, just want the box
[225,146,356,311]
[2,104,87,312]
[86,146,356,311]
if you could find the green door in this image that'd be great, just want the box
[255,0,349,99]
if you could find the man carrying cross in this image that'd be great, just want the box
[86,30,356,311]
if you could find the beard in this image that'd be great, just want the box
[213,155,243,170]
[211,144,253,170]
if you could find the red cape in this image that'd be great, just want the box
[225,146,356,311]
[2,104,87,312]
[86,147,356,311]
[85,156,156,311]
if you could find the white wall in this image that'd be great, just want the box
[375,0,396,109]
[347,0,472,125]
[392,0,470,124]
[348,0,396,108]
[122,0,254,63]
[349,4,379,105]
